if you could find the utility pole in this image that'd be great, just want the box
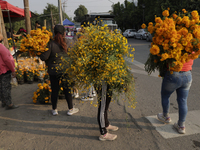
[62,0,67,21]
[0,7,9,49]
[58,0,63,25]
[23,0,31,34]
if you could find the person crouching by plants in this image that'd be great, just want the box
[0,33,19,109]
[39,25,79,116]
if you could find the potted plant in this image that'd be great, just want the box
[32,83,51,104]
[25,68,34,84]
[34,69,40,82]
[15,68,24,84]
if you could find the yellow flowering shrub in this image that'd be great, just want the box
[19,27,53,56]
[145,9,200,76]
[32,83,51,104]
[58,24,136,108]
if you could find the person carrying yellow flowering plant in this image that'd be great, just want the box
[39,25,79,116]
[59,21,135,141]
[144,9,200,134]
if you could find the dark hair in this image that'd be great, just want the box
[54,33,67,52]
[54,25,66,35]
[35,21,40,25]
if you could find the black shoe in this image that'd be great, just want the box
[6,104,19,110]
[2,103,6,108]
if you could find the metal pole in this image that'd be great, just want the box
[58,0,63,25]
[7,11,17,62]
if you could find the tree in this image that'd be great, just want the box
[112,0,135,31]
[40,3,70,30]
[74,5,88,22]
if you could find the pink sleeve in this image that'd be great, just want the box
[0,44,15,72]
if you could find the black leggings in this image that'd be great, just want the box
[97,85,112,135]
[50,75,73,110]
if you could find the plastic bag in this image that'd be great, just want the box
[11,77,18,87]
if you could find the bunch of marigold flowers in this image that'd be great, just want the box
[32,83,51,104]
[144,8,200,76]
[19,27,53,56]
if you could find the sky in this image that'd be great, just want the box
[5,0,129,20]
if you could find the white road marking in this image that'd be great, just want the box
[146,110,200,139]
[125,57,159,77]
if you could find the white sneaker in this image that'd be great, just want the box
[52,109,58,116]
[81,96,94,101]
[92,92,96,97]
[67,108,79,115]
[74,93,79,98]
[157,113,171,124]
[174,123,185,134]
[99,133,117,141]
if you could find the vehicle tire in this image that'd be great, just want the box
[134,35,136,39]
[146,36,149,42]
[140,35,143,40]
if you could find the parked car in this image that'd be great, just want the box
[116,28,122,34]
[146,32,152,42]
[134,29,148,40]
[122,29,137,38]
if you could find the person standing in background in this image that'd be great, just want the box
[0,33,19,109]
[40,25,79,116]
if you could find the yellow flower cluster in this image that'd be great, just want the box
[15,68,24,81]
[32,83,51,104]
[19,27,53,56]
[58,24,136,108]
[146,9,200,73]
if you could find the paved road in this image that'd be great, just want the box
[0,38,200,150]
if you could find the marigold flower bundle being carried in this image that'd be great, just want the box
[58,24,136,108]
[32,83,51,104]
[19,27,53,56]
[144,9,200,76]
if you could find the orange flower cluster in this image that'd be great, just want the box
[19,27,53,56]
[146,9,200,72]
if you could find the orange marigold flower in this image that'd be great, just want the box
[162,10,169,17]
[141,23,146,29]
[150,45,160,55]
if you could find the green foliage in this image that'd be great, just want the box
[112,0,200,31]
[74,5,88,22]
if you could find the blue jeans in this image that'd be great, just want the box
[161,71,192,124]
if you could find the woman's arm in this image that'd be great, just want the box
[39,42,52,61]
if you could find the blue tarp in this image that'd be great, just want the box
[63,19,74,26]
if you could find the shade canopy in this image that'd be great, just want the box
[63,18,74,26]
[0,0,33,22]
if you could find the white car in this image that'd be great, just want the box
[134,29,148,40]
[123,29,137,38]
